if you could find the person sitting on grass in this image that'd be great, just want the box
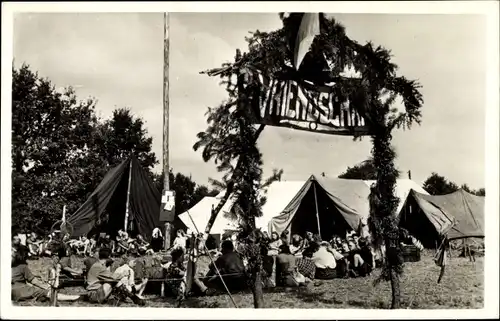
[113,257,148,299]
[11,246,81,303]
[311,242,338,280]
[86,235,97,256]
[357,238,374,276]
[172,229,188,251]
[267,232,282,256]
[289,234,305,257]
[260,245,276,288]
[277,244,309,287]
[276,244,299,287]
[115,230,130,255]
[134,234,150,255]
[53,243,85,288]
[280,230,290,246]
[346,240,370,277]
[331,236,343,251]
[26,232,42,258]
[13,234,29,254]
[296,246,316,282]
[163,248,187,306]
[352,235,361,250]
[303,231,316,249]
[150,228,164,253]
[85,247,145,306]
[205,240,247,293]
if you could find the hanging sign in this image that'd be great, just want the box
[159,190,176,222]
[246,70,371,136]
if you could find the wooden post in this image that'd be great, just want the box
[124,158,133,232]
[49,263,61,306]
[313,182,321,239]
[162,12,172,250]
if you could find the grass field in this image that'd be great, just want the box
[17,253,483,309]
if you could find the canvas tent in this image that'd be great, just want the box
[269,176,364,241]
[399,189,485,248]
[178,192,239,235]
[268,177,429,240]
[256,181,308,231]
[68,156,185,239]
[196,175,428,241]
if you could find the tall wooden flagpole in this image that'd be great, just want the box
[162,12,172,250]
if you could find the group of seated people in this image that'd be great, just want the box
[95,230,155,256]
[14,227,169,260]
[13,231,68,259]
[10,227,241,306]
[260,230,375,288]
[12,235,151,305]
[10,227,381,306]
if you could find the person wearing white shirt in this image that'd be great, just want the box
[172,229,187,250]
[311,242,341,279]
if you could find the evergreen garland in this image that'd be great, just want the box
[197,13,423,308]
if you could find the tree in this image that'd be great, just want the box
[474,188,486,196]
[423,173,485,196]
[423,173,459,195]
[12,65,161,234]
[194,49,283,308]
[339,158,402,180]
[12,64,100,233]
[93,108,158,171]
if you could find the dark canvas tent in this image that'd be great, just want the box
[399,189,485,248]
[269,175,363,241]
[68,155,185,239]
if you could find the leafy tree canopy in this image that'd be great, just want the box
[12,64,214,234]
[423,172,485,196]
[339,158,402,180]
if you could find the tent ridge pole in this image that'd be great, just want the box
[313,182,321,239]
[124,158,133,232]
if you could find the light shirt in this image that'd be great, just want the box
[173,235,187,249]
[19,234,27,246]
[268,239,282,256]
[113,264,135,291]
[312,246,337,269]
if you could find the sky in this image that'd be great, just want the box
[12,12,487,189]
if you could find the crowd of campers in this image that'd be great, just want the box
[11,225,425,306]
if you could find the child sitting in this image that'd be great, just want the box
[163,248,187,307]
[112,258,148,299]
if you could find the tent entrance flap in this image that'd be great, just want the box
[288,181,355,241]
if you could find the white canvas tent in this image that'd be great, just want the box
[181,178,428,237]
[256,181,308,231]
[179,181,308,234]
[178,192,238,235]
